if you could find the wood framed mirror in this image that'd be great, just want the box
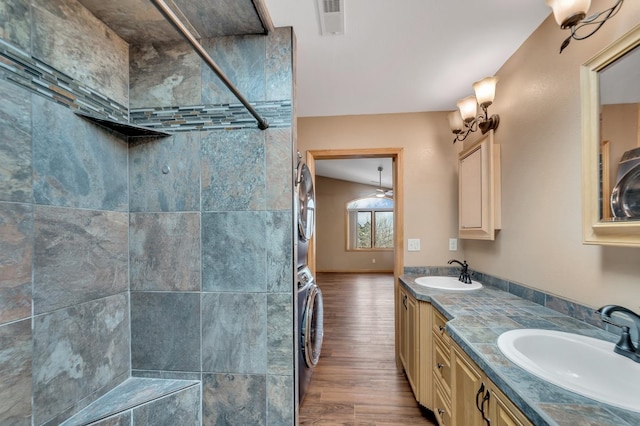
[582,24,640,246]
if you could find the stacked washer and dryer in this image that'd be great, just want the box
[296,155,324,405]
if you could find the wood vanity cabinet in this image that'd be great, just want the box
[458,130,501,240]
[431,309,532,426]
[397,287,433,407]
[432,310,452,425]
[399,286,418,394]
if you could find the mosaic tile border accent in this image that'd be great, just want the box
[403,266,609,332]
[0,39,128,122]
[0,38,291,133]
[129,101,292,131]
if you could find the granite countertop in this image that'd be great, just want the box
[399,274,640,426]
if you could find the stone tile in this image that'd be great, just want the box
[537,403,631,426]
[201,129,266,212]
[201,211,266,292]
[0,202,32,324]
[131,292,201,372]
[267,293,293,375]
[266,210,293,293]
[32,97,128,211]
[202,373,266,426]
[0,79,32,203]
[132,385,200,426]
[265,128,292,212]
[0,0,30,52]
[129,213,201,292]
[266,27,293,102]
[129,41,202,109]
[31,0,129,105]
[202,293,267,374]
[32,294,130,425]
[202,35,266,104]
[129,133,200,213]
[0,319,32,425]
[91,411,131,426]
[62,378,199,426]
[267,375,294,426]
[33,206,128,314]
[173,0,264,38]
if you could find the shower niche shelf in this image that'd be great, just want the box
[75,111,171,140]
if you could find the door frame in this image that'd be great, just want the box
[306,148,404,278]
[306,147,405,366]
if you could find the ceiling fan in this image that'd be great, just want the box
[373,166,393,198]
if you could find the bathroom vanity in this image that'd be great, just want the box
[398,275,640,426]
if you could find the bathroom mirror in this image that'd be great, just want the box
[582,24,640,246]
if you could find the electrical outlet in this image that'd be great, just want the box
[449,238,458,251]
[372,258,376,263]
[408,239,420,251]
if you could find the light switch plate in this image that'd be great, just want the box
[449,238,458,251]
[408,239,421,251]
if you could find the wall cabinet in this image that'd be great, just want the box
[431,309,532,426]
[397,287,432,407]
[458,130,501,240]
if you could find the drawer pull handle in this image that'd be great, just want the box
[437,408,445,415]
[438,325,444,332]
[475,382,485,412]
[481,390,491,426]
[437,362,444,369]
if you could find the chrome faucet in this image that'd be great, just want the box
[596,304,640,363]
[448,259,472,284]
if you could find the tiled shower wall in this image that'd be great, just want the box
[0,0,296,425]
[127,28,296,425]
[0,1,131,424]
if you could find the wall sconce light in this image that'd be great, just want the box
[447,76,500,144]
[545,0,624,53]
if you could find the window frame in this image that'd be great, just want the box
[345,197,394,252]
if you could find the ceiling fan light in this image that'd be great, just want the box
[545,0,590,29]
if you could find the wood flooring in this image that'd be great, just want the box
[299,273,436,425]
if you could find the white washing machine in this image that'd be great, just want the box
[611,147,640,219]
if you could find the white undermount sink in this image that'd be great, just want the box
[497,329,640,413]
[414,276,482,291]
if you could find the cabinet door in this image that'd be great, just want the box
[488,382,533,426]
[399,288,408,370]
[405,293,418,394]
[458,131,501,240]
[452,346,485,426]
[460,146,483,229]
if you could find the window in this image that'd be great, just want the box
[347,197,394,250]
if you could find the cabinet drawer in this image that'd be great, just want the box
[433,336,451,396]
[433,310,450,344]
[433,380,452,426]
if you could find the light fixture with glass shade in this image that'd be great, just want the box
[447,76,500,144]
[545,0,624,53]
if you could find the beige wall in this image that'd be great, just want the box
[299,4,640,309]
[315,176,394,272]
[298,112,460,269]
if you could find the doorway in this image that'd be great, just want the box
[306,148,404,279]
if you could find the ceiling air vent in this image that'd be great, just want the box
[316,0,345,35]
